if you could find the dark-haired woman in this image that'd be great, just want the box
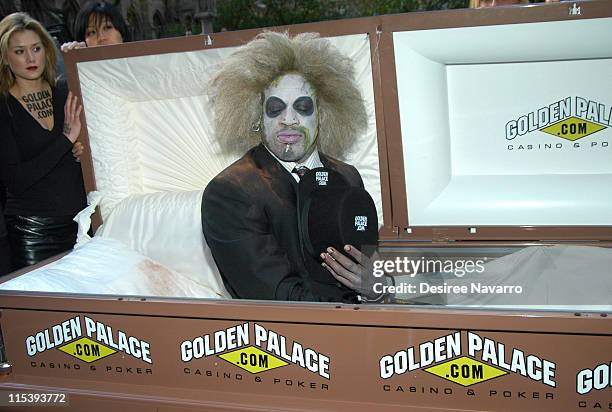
[0,12,86,270]
[61,1,128,51]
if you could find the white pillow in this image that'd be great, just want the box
[0,237,221,298]
[95,190,230,298]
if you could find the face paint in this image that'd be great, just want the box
[262,73,318,162]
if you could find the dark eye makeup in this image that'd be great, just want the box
[293,96,314,116]
[265,96,314,118]
[265,96,287,118]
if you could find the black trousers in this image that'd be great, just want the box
[5,215,77,271]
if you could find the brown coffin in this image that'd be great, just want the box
[1,1,611,410]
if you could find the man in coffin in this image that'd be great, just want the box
[202,31,384,303]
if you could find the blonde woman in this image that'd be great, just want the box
[0,12,85,270]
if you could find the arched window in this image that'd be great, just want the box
[152,9,164,39]
[127,3,142,41]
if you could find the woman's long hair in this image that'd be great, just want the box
[0,12,57,95]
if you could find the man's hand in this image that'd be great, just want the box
[320,244,383,300]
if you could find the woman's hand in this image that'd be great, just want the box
[72,141,84,162]
[61,41,86,53]
[63,91,82,144]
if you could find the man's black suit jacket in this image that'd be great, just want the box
[202,144,363,302]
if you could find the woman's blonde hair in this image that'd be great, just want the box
[0,12,57,94]
[210,31,368,158]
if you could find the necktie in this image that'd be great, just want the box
[292,166,309,179]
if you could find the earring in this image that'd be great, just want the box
[251,117,262,132]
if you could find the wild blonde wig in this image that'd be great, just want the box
[0,12,57,95]
[210,31,368,158]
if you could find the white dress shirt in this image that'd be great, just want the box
[264,146,324,182]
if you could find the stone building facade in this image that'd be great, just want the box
[2,0,217,42]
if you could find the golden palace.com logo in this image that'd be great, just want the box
[180,322,330,379]
[380,332,556,388]
[505,96,610,149]
[25,316,152,366]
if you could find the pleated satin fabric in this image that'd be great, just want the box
[77,35,383,227]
